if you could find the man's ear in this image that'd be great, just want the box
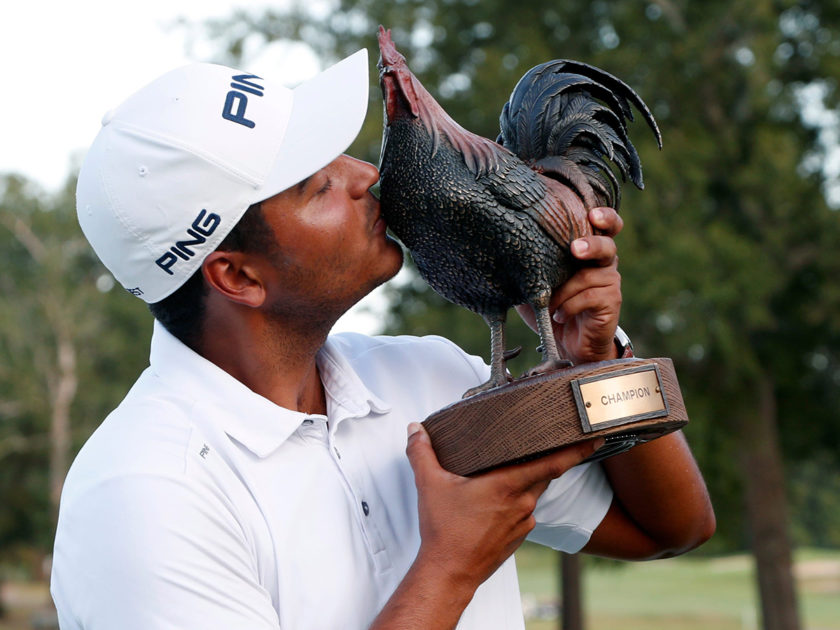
[201,251,266,307]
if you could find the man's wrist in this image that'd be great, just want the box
[371,551,478,629]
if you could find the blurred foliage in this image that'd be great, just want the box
[0,174,150,561]
[788,453,840,548]
[200,0,840,553]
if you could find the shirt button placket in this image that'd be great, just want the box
[328,429,390,571]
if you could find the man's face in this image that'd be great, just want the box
[256,154,404,325]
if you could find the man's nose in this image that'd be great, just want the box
[338,155,380,198]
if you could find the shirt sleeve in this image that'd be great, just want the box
[51,472,281,630]
[526,461,613,553]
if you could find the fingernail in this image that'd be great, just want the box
[553,310,565,323]
[407,422,422,438]
[591,208,604,222]
[572,239,589,255]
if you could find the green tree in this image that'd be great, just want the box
[199,3,840,629]
[0,174,150,561]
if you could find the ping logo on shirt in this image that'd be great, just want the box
[155,209,221,275]
[222,74,265,128]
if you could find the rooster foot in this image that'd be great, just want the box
[524,358,573,378]
[462,373,513,398]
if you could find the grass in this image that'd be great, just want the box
[515,544,840,630]
[1,547,837,629]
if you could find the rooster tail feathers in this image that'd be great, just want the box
[531,155,599,208]
[532,60,662,146]
[498,59,660,210]
[565,146,624,209]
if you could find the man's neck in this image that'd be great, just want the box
[199,309,331,416]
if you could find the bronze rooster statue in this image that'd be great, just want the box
[377,27,661,397]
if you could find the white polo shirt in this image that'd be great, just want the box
[51,321,611,630]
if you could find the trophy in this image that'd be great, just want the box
[377,27,687,475]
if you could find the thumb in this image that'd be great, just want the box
[513,438,605,488]
[405,422,445,481]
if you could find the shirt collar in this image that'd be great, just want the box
[318,338,391,429]
[148,320,390,458]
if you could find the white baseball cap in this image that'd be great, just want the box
[77,49,370,303]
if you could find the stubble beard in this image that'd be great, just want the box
[263,236,404,337]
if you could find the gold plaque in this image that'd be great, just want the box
[572,365,669,432]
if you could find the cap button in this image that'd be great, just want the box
[101,109,115,126]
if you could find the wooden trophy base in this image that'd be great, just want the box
[422,357,687,476]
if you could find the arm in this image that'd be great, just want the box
[51,474,280,630]
[585,431,715,560]
[518,207,715,560]
[371,424,604,629]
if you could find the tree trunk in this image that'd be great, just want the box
[740,372,801,630]
[559,552,584,630]
[49,332,77,522]
[2,214,78,522]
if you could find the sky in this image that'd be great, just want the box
[1,0,394,334]
[1,1,297,191]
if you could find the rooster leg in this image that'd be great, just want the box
[462,312,514,398]
[526,294,573,377]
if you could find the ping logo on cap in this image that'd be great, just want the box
[155,209,221,275]
[222,74,265,128]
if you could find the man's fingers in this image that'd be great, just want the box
[570,207,621,266]
[554,288,622,327]
[550,266,621,314]
[571,235,618,267]
[589,207,623,237]
[502,438,605,489]
[406,423,449,484]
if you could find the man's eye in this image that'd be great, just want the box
[317,178,332,195]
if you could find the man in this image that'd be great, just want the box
[52,48,714,629]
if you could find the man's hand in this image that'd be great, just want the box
[407,423,601,587]
[516,207,623,364]
[370,424,603,629]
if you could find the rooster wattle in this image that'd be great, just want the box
[377,27,661,397]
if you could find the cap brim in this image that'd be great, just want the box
[260,48,370,199]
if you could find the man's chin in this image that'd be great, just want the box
[372,244,404,290]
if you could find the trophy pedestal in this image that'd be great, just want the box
[423,357,687,476]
